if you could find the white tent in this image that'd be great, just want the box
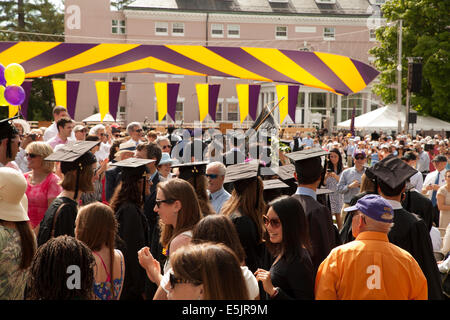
[337,105,450,133]
[82,113,116,123]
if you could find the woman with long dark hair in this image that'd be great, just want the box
[255,196,314,300]
[0,167,37,299]
[220,162,266,273]
[324,148,344,229]
[109,158,153,300]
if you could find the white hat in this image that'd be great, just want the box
[119,139,137,151]
[0,167,29,221]
[158,152,175,165]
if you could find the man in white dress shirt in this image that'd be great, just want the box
[43,106,75,142]
[422,155,448,227]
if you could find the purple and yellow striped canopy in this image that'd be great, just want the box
[0,41,379,95]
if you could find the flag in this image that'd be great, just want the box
[275,84,299,124]
[52,79,80,119]
[350,104,356,136]
[95,81,122,121]
[196,84,220,121]
[154,82,180,122]
[236,84,260,123]
[20,80,33,120]
[251,105,277,132]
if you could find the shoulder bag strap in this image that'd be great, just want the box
[50,202,68,238]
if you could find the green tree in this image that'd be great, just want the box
[0,0,64,121]
[110,0,134,11]
[369,0,450,122]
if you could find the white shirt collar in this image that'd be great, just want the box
[385,199,403,210]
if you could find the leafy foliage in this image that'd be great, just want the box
[369,0,450,122]
[0,0,64,121]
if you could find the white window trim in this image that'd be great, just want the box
[155,22,169,36]
[227,24,240,38]
[323,27,335,41]
[275,26,288,40]
[211,24,224,38]
[369,29,377,42]
[172,22,184,37]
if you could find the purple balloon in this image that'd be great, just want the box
[4,85,25,106]
[0,64,5,87]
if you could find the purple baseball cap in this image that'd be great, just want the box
[344,194,394,223]
[353,149,366,158]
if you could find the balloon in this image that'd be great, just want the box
[4,63,25,86]
[0,64,5,87]
[4,85,25,106]
[0,85,8,106]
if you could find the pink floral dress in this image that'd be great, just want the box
[24,172,62,228]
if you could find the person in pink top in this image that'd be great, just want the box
[47,117,74,149]
[23,142,62,234]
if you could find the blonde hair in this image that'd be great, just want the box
[25,142,55,173]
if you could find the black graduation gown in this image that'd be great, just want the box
[291,194,338,273]
[229,213,262,273]
[269,251,315,300]
[116,202,150,300]
[388,208,444,300]
[37,197,78,247]
[401,189,434,232]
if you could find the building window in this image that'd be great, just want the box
[211,24,224,37]
[275,26,287,39]
[112,20,126,34]
[227,102,239,121]
[155,22,169,36]
[118,105,126,121]
[227,25,240,38]
[369,29,376,41]
[172,22,184,36]
[175,101,183,121]
[341,93,363,121]
[216,102,223,121]
[323,27,335,40]
[112,76,126,90]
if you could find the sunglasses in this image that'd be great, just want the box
[26,153,39,158]
[205,174,221,179]
[155,199,176,208]
[162,145,171,149]
[113,134,120,138]
[355,156,366,160]
[169,273,201,289]
[263,215,281,228]
[135,129,143,133]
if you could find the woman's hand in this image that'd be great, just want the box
[138,246,162,285]
[254,268,276,297]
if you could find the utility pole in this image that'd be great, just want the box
[396,19,403,134]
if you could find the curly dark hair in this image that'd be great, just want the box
[27,235,95,300]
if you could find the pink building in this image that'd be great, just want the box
[64,0,383,129]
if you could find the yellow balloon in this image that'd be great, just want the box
[4,63,25,86]
[0,85,8,106]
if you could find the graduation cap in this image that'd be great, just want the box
[285,148,328,184]
[172,161,208,181]
[263,179,289,190]
[316,188,334,195]
[45,140,100,199]
[0,116,20,159]
[110,157,155,178]
[223,161,259,184]
[274,164,296,182]
[263,179,289,203]
[370,154,417,191]
[111,157,155,201]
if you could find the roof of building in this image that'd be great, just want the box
[127,0,375,16]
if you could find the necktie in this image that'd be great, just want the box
[431,171,440,206]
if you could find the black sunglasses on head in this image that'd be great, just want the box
[169,273,201,289]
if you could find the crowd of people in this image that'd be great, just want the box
[0,105,449,300]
